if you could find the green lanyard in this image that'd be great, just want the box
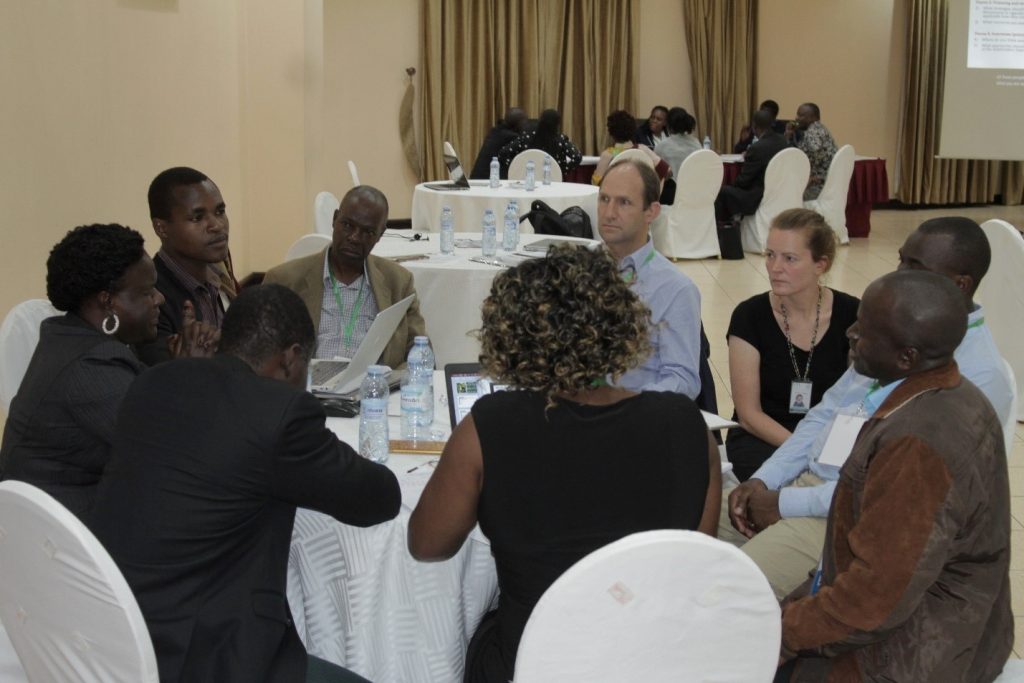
[329,270,367,352]
[967,316,985,330]
[621,248,656,283]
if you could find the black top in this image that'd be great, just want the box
[470,125,521,180]
[497,131,583,175]
[726,289,860,431]
[468,390,710,682]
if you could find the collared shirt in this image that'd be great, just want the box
[156,249,225,328]
[316,252,380,360]
[797,121,837,200]
[756,303,1014,518]
[614,238,702,398]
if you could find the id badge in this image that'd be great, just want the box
[789,380,812,414]
[818,414,868,468]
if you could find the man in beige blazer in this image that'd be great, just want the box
[264,185,426,370]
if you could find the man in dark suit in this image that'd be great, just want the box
[469,107,527,179]
[715,109,790,227]
[90,284,400,683]
[137,166,237,365]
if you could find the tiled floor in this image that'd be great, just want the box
[682,204,1024,655]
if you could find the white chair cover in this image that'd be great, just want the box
[285,234,331,262]
[995,659,1024,681]
[741,148,810,254]
[513,530,780,683]
[0,299,59,412]
[609,147,655,169]
[977,219,1024,422]
[0,481,159,683]
[1002,359,1018,454]
[508,149,563,182]
[651,150,723,259]
[804,144,855,244]
[314,191,340,236]
[347,160,360,186]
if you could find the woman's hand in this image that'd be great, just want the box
[167,301,220,359]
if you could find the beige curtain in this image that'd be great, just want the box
[898,0,1023,205]
[419,0,636,181]
[681,0,756,154]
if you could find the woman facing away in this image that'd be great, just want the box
[497,108,582,176]
[0,224,217,521]
[725,209,859,481]
[408,243,720,683]
[591,109,669,186]
[654,107,702,181]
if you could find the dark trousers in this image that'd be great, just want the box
[715,185,762,221]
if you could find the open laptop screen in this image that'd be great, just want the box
[444,363,509,429]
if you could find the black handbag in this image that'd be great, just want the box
[519,199,594,239]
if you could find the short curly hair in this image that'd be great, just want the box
[606,110,637,143]
[478,244,651,404]
[46,224,147,313]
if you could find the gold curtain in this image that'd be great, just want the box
[680,0,756,154]
[419,0,636,181]
[898,0,1024,205]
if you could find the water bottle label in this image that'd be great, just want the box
[401,385,431,412]
[361,398,388,421]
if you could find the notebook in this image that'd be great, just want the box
[423,141,472,191]
[309,294,416,396]
[444,362,509,429]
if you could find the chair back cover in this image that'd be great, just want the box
[0,299,59,412]
[513,530,780,683]
[804,144,855,244]
[314,191,340,236]
[347,160,361,186]
[977,219,1024,422]
[609,147,655,169]
[741,148,810,254]
[285,234,332,262]
[1001,359,1018,453]
[0,481,159,683]
[508,149,563,182]
[651,150,723,259]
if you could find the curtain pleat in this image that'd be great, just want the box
[681,0,756,154]
[419,0,636,182]
[898,0,1023,205]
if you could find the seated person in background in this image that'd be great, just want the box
[633,105,669,148]
[726,209,858,481]
[470,107,527,180]
[654,106,702,180]
[497,108,582,177]
[777,270,1011,682]
[0,224,215,521]
[785,102,836,200]
[714,109,789,228]
[408,244,720,683]
[598,159,703,398]
[264,185,426,367]
[138,166,236,365]
[733,99,787,153]
[723,216,1014,600]
[591,109,669,185]
[91,284,398,683]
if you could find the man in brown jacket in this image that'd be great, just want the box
[778,270,1012,682]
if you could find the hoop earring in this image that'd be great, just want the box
[102,312,120,336]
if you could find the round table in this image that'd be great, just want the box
[411,180,598,233]
[372,232,599,367]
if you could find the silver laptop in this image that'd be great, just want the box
[424,141,472,191]
[309,294,416,395]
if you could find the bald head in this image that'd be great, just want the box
[504,107,527,132]
[898,217,991,302]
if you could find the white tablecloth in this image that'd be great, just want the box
[371,232,599,367]
[411,181,598,233]
[287,390,499,683]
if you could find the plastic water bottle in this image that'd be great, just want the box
[359,364,391,463]
[542,155,553,185]
[525,160,536,191]
[401,336,435,439]
[489,157,500,188]
[440,205,455,255]
[502,200,520,252]
[482,209,497,257]
[702,135,712,151]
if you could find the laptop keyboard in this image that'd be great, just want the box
[310,359,350,386]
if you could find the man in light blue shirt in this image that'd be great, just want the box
[598,159,702,398]
[722,216,1014,599]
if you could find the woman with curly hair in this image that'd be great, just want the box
[0,224,216,521]
[591,109,669,185]
[408,243,720,683]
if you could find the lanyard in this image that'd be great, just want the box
[779,286,823,382]
[855,380,882,416]
[621,248,656,283]
[967,316,985,330]
[328,270,367,352]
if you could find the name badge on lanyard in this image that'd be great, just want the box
[818,414,868,468]
[789,380,812,414]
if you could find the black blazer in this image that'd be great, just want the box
[90,355,400,683]
[731,130,789,196]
